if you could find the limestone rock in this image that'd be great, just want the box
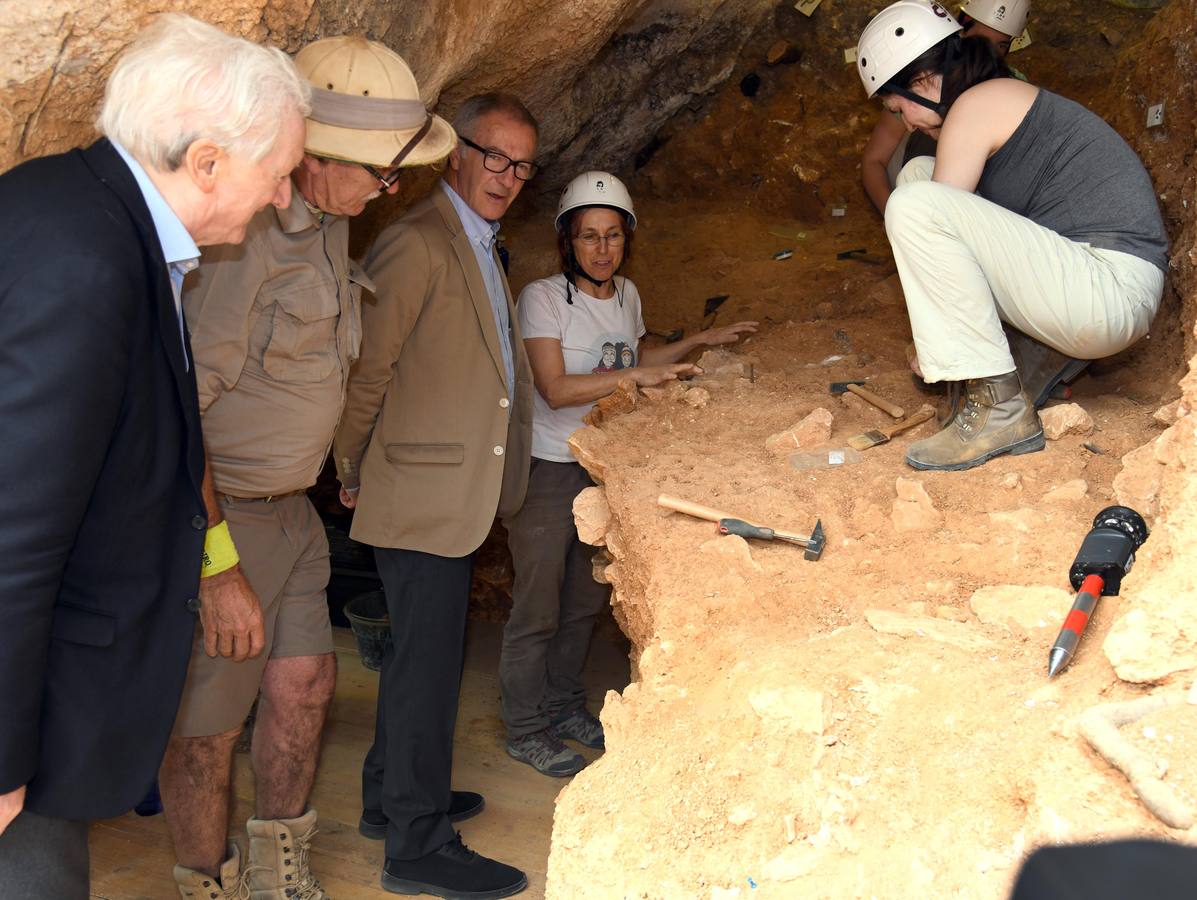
[765,407,834,455]
[1104,606,1197,684]
[582,378,637,427]
[1153,398,1183,426]
[684,387,711,408]
[988,508,1045,534]
[573,487,611,546]
[865,609,994,651]
[567,426,610,483]
[726,804,757,826]
[747,685,826,733]
[1000,472,1023,490]
[699,534,762,573]
[1042,479,1089,504]
[891,477,941,532]
[1113,441,1164,521]
[760,845,821,882]
[1040,403,1094,440]
[969,585,1075,631]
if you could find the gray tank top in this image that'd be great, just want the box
[977,90,1168,271]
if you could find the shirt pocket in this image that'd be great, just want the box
[344,262,373,366]
[262,283,340,383]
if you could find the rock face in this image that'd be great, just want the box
[0,0,773,187]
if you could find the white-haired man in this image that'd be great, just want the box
[0,14,307,898]
[160,37,458,899]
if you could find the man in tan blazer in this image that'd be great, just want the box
[334,92,537,899]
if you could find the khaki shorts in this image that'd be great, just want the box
[173,493,333,737]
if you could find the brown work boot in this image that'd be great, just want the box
[173,843,251,899]
[906,371,1044,471]
[246,808,329,899]
[1004,326,1090,409]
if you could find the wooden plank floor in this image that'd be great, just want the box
[90,621,630,899]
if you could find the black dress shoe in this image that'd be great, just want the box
[381,833,527,899]
[360,791,486,838]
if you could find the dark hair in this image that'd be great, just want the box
[882,33,1010,113]
[555,206,635,274]
[453,92,540,139]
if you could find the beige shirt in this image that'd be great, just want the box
[183,187,370,497]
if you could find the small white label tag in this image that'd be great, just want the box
[1010,29,1032,53]
[795,0,823,17]
[828,450,845,465]
[844,47,857,64]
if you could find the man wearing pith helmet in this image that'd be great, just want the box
[160,36,454,899]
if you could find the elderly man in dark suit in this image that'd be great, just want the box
[334,92,539,899]
[0,14,308,898]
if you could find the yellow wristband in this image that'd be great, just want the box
[200,520,240,578]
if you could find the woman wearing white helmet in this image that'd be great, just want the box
[500,171,756,777]
[857,0,1167,471]
[861,0,1030,215]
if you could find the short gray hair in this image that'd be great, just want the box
[452,93,540,141]
[97,13,311,172]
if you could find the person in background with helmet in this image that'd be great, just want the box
[501,171,757,777]
[861,0,1031,215]
[160,37,454,899]
[855,0,1167,471]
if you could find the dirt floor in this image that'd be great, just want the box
[496,190,1195,899]
[488,2,1197,883]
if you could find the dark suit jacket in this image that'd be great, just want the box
[0,139,206,820]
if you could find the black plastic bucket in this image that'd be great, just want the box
[343,589,391,672]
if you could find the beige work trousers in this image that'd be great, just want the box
[885,157,1164,383]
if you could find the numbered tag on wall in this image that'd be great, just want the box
[1009,28,1032,52]
[794,0,823,17]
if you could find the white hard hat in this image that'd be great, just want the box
[961,0,1030,38]
[555,171,637,232]
[856,1,963,98]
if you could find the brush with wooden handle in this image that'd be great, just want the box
[846,405,935,451]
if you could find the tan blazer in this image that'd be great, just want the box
[334,186,533,557]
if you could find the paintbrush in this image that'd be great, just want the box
[846,405,935,451]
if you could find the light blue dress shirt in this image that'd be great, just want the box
[111,140,199,370]
[441,181,515,397]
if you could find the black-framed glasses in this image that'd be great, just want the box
[459,136,539,181]
[361,163,401,191]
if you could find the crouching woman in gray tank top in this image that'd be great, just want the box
[500,171,756,777]
[855,0,1167,472]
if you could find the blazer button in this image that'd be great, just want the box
[493,445,504,456]
[499,398,509,408]
[191,514,207,531]
[185,597,202,613]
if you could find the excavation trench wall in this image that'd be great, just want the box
[5,1,1197,896]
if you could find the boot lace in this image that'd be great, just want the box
[281,822,329,899]
[439,832,481,864]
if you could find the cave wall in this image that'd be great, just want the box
[0,0,773,189]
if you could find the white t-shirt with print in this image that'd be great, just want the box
[517,273,646,462]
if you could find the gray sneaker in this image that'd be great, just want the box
[506,729,586,777]
[550,708,605,750]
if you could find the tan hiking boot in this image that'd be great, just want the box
[906,371,1044,471]
[173,843,251,899]
[246,808,329,899]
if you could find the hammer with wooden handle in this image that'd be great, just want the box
[657,494,825,561]
[828,380,904,419]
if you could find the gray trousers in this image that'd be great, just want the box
[0,808,89,899]
[500,458,609,739]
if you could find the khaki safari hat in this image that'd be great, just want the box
[294,36,456,168]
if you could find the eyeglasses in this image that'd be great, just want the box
[361,163,401,191]
[574,231,625,247]
[459,136,539,181]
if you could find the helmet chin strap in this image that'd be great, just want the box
[883,34,960,121]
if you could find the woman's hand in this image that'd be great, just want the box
[632,363,702,387]
[698,320,759,346]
